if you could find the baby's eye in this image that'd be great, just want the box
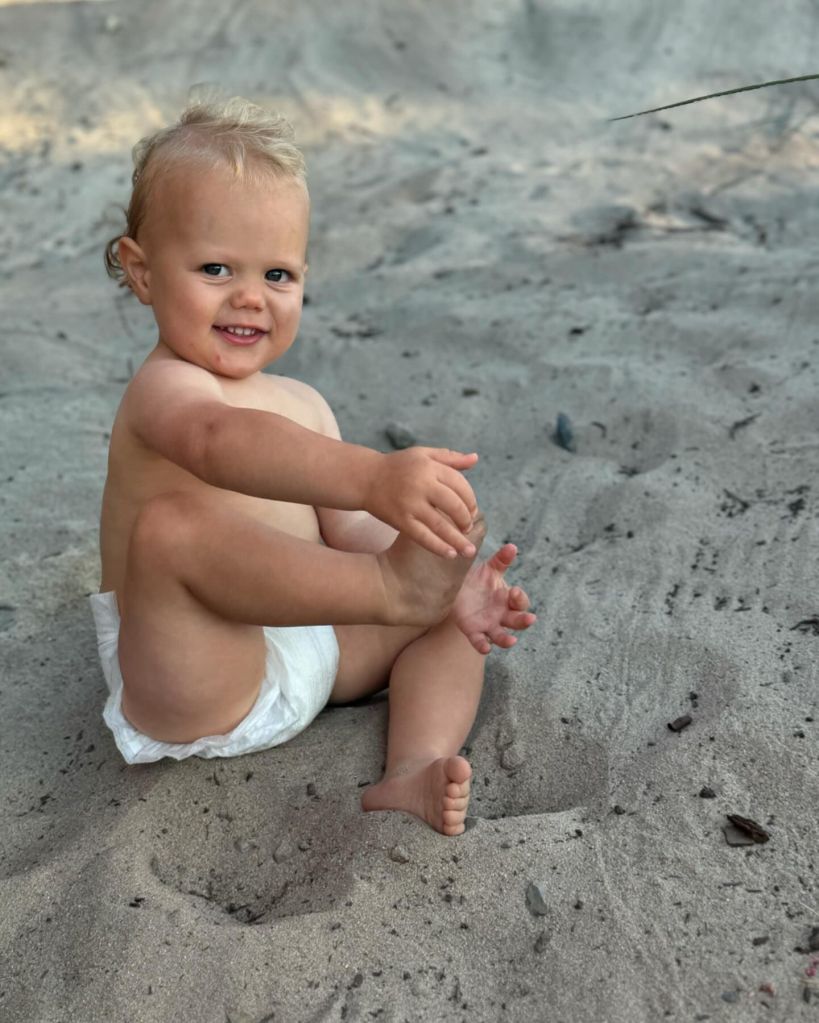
[265,268,292,283]
[201,264,229,277]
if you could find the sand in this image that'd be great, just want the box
[1,1,818,1020]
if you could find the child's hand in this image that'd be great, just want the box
[363,448,479,558]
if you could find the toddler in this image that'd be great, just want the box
[91,97,536,835]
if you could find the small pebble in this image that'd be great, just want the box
[553,412,575,453]
[525,882,549,916]
[723,824,755,847]
[612,804,626,815]
[533,931,549,953]
[306,782,317,797]
[500,746,525,772]
[809,926,819,952]
[752,935,769,946]
[668,714,692,732]
[385,422,416,449]
[273,839,294,863]
[699,786,716,799]
[720,991,740,1003]
[389,845,411,864]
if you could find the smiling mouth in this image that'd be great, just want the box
[214,324,268,346]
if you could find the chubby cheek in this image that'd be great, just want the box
[278,294,304,335]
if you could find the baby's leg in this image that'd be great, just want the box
[332,541,533,834]
[329,619,482,835]
[117,491,482,742]
[359,617,484,835]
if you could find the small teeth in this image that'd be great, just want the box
[222,326,259,336]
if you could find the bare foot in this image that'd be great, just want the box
[361,755,472,836]
[377,515,487,627]
[451,543,537,654]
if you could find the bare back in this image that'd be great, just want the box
[99,347,325,598]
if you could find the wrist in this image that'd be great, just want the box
[349,445,383,511]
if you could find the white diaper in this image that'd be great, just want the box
[89,591,339,765]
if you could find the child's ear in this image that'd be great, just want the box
[118,236,152,304]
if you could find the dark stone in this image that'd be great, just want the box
[525,882,548,916]
[668,714,693,732]
[553,412,575,453]
[808,925,819,952]
[699,786,717,799]
[723,824,755,847]
[385,422,416,449]
[726,814,770,844]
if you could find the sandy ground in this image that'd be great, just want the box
[1,1,819,1020]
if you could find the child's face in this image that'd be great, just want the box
[126,162,310,379]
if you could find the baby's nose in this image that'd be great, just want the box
[230,283,264,310]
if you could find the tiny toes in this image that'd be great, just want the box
[445,795,469,811]
[505,611,534,629]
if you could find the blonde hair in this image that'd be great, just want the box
[104,95,306,283]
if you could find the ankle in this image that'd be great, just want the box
[383,753,452,778]
[373,550,432,627]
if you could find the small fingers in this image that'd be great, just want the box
[433,482,475,533]
[430,447,479,472]
[437,466,479,525]
[410,519,461,559]
[419,507,476,557]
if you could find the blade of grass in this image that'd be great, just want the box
[610,73,819,121]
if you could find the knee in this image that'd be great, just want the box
[127,491,199,572]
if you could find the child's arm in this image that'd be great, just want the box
[125,359,478,557]
[312,390,458,554]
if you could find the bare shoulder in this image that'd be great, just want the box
[118,353,228,467]
[125,351,223,415]
[264,374,341,439]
